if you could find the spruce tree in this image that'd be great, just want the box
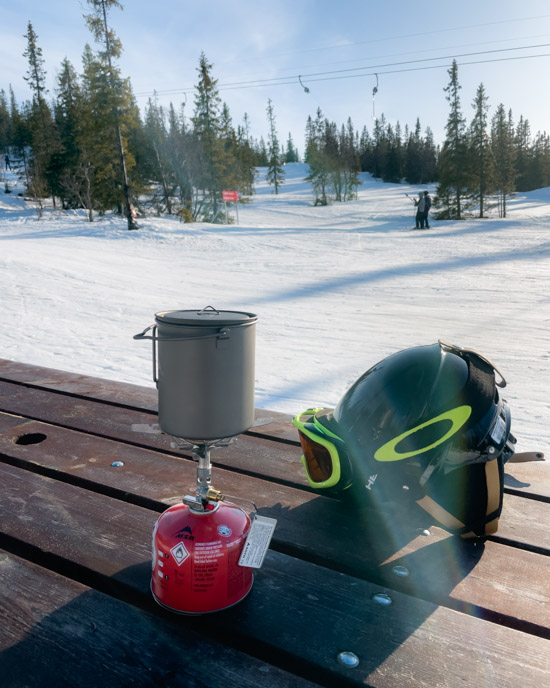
[305,108,330,205]
[490,104,515,217]
[371,115,388,180]
[529,132,550,190]
[54,58,91,214]
[436,60,469,219]
[255,137,269,167]
[84,0,137,228]
[165,101,195,218]
[217,102,243,195]
[405,119,423,184]
[79,43,136,217]
[236,114,256,195]
[421,127,438,183]
[359,126,374,174]
[265,98,284,194]
[285,132,298,163]
[340,117,360,200]
[384,122,403,183]
[192,52,226,220]
[515,116,532,192]
[468,83,494,218]
[9,86,30,180]
[144,95,175,214]
[0,90,10,154]
[22,21,59,212]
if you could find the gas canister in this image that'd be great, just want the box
[151,500,253,614]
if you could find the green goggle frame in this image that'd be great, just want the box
[292,408,346,489]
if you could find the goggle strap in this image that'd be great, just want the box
[438,339,506,388]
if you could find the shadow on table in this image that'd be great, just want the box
[1,494,485,687]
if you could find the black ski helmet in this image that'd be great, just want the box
[322,341,516,538]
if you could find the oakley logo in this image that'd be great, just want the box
[374,405,472,462]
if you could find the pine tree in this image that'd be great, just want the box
[265,98,284,194]
[84,0,137,228]
[436,60,469,219]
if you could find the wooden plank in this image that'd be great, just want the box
[1,461,549,636]
[0,358,296,441]
[1,468,549,688]
[494,492,550,551]
[1,359,547,471]
[0,380,307,486]
[1,378,549,508]
[0,551,317,688]
[1,411,549,557]
[0,357,158,409]
[504,460,550,500]
[0,412,31,434]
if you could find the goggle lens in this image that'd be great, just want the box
[298,430,334,483]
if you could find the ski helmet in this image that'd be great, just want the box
[319,341,516,538]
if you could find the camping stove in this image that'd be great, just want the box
[135,307,259,614]
[151,438,253,614]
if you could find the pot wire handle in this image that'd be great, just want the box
[133,324,158,381]
[133,324,156,340]
[198,305,219,315]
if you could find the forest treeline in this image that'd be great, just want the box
[1,2,550,225]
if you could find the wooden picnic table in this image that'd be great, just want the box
[0,358,548,687]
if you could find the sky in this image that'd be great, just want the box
[2,1,550,152]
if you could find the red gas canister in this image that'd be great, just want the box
[151,500,253,614]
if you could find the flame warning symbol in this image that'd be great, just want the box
[170,541,190,566]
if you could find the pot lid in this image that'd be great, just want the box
[155,306,257,327]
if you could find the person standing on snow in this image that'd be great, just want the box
[4,153,11,170]
[414,192,425,229]
[422,191,432,229]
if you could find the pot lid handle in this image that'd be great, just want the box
[198,306,219,315]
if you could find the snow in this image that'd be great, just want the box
[1,162,549,454]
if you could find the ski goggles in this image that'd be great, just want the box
[292,408,347,489]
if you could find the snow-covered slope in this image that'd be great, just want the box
[1,163,548,453]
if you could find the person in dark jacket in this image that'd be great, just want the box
[422,191,432,229]
[414,192,425,229]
